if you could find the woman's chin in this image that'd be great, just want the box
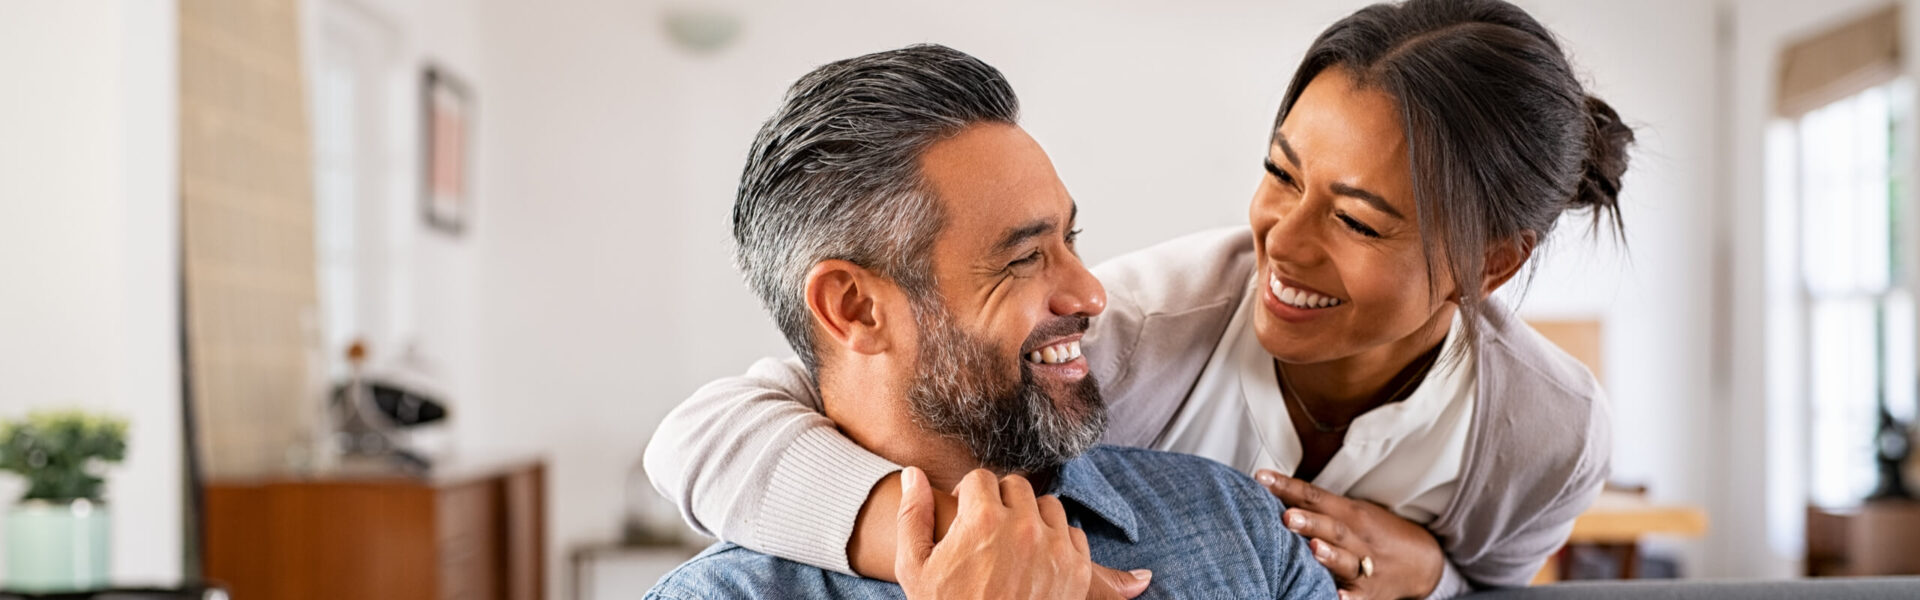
[1253,311,1334,363]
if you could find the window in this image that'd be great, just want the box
[1790,80,1918,507]
[310,3,400,379]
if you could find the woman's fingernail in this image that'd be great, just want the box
[1256,471,1277,485]
[1130,569,1152,581]
[1315,541,1332,560]
[902,467,921,493]
[1288,512,1306,529]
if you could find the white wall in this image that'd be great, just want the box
[1503,0,1726,576]
[443,0,1741,593]
[0,0,182,586]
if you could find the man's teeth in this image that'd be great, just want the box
[1026,340,1083,365]
[1269,275,1345,309]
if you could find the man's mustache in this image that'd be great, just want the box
[1019,315,1091,354]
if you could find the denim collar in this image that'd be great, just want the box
[1045,453,1140,543]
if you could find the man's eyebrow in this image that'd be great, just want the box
[993,218,1059,256]
[1331,182,1404,220]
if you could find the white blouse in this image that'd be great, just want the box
[1153,282,1477,524]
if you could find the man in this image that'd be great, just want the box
[646,44,1333,600]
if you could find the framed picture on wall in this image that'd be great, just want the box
[422,65,472,235]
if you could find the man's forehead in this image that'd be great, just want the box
[916,123,1074,255]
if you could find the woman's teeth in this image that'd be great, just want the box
[1026,340,1083,365]
[1270,275,1345,309]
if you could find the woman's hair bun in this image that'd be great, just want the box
[1575,94,1634,213]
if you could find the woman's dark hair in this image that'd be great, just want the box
[1275,0,1634,356]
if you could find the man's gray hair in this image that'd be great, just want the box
[733,44,1020,374]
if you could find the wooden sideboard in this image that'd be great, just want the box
[204,460,545,600]
[1809,499,1920,576]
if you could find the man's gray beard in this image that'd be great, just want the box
[904,302,1108,475]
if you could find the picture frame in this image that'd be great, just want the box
[422,64,473,235]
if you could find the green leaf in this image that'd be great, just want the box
[0,409,128,503]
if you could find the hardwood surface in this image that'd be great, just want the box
[1533,490,1709,583]
[1809,499,1920,576]
[203,460,545,600]
[1566,490,1710,543]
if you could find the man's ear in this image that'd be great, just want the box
[1479,231,1537,299]
[804,259,901,357]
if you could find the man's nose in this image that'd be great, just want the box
[1050,254,1107,318]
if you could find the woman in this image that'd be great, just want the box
[646,0,1630,598]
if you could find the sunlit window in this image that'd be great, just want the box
[314,53,359,380]
[1795,81,1918,507]
[310,7,396,380]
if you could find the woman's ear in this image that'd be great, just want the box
[804,260,898,357]
[1480,231,1537,298]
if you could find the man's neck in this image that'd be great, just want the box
[817,363,979,488]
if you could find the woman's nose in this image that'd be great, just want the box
[1265,198,1324,267]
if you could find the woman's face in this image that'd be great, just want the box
[1249,67,1455,365]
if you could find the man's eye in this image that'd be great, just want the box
[1066,228,1083,248]
[1011,251,1043,268]
[1337,214,1382,238]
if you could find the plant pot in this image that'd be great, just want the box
[4,499,109,592]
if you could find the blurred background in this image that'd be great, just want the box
[4,0,1920,598]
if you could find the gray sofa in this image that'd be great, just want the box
[1470,577,1920,599]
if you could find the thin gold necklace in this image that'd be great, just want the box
[1277,349,1441,434]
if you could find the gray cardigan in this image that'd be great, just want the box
[644,227,1612,596]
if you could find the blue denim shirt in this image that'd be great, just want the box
[646,445,1336,599]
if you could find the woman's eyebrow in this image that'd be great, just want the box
[1331,182,1404,220]
[1274,133,1303,167]
[1273,132,1404,220]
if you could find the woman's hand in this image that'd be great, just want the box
[895,467,1152,600]
[1257,470,1444,600]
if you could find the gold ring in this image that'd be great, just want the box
[1359,556,1375,579]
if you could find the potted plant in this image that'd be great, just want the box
[0,409,126,592]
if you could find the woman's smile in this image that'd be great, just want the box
[1264,267,1348,323]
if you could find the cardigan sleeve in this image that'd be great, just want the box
[642,357,901,574]
[1434,328,1614,591]
[1449,454,1605,590]
[1424,559,1472,599]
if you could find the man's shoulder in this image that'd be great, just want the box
[644,543,772,600]
[1082,445,1277,512]
[1076,447,1334,599]
[646,543,894,600]
[1083,443,1242,472]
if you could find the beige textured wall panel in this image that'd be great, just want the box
[179,0,318,478]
